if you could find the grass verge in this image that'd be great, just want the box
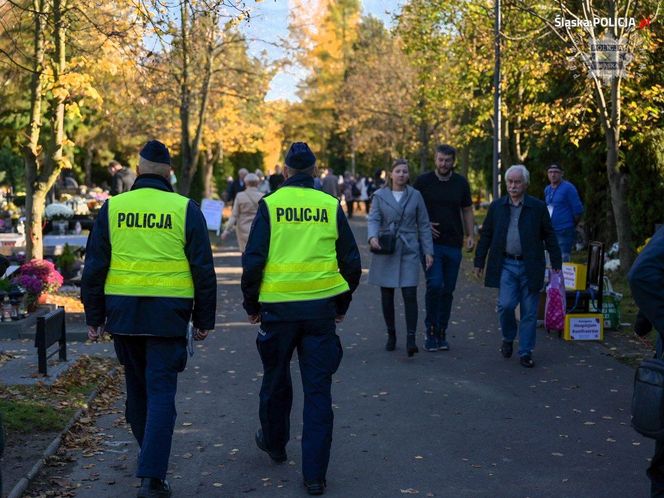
[0,356,118,435]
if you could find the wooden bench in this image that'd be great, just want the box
[34,307,67,375]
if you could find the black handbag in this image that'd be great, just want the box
[370,232,397,254]
[369,192,410,255]
[632,356,664,439]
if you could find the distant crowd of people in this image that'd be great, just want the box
[219,146,586,372]
[222,164,391,223]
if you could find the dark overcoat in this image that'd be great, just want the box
[474,194,562,293]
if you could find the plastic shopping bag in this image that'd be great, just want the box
[545,271,566,332]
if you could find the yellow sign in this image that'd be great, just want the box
[562,262,587,291]
[564,313,604,341]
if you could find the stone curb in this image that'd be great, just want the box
[6,367,120,498]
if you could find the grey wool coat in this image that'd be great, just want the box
[367,185,434,288]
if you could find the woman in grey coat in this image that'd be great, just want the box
[368,159,434,356]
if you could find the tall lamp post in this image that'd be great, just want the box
[493,0,501,200]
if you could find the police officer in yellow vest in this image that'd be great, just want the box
[81,140,217,498]
[242,142,361,496]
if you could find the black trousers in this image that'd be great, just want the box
[380,286,418,334]
[256,318,343,482]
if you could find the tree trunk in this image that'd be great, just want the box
[24,0,47,260]
[514,80,528,163]
[178,0,192,196]
[606,118,634,269]
[26,0,68,260]
[48,0,67,175]
[26,189,47,260]
[202,143,221,199]
[84,144,94,186]
[187,33,216,193]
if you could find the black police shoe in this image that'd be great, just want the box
[137,478,171,498]
[304,479,327,495]
[255,429,287,463]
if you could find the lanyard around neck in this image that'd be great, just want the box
[547,183,561,205]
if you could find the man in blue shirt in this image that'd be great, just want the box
[544,164,584,262]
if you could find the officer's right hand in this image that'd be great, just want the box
[248,314,261,324]
[335,315,345,324]
[193,328,210,341]
[88,325,104,342]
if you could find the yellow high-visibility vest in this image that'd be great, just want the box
[104,188,194,298]
[259,186,349,303]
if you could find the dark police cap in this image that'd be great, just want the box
[140,140,171,166]
[547,163,563,172]
[285,142,316,170]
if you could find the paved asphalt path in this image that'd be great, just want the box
[59,218,651,497]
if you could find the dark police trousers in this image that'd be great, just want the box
[256,318,343,482]
[113,335,187,480]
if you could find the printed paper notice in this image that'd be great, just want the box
[201,199,224,235]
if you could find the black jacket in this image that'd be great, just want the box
[81,174,217,336]
[241,174,362,322]
[474,194,562,293]
[110,167,137,196]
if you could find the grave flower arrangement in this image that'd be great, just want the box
[44,203,74,221]
[11,259,63,307]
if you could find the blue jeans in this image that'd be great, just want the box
[424,244,463,332]
[555,227,576,262]
[498,259,540,357]
[113,335,187,480]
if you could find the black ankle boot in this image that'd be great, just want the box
[406,332,418,357]
[137,478,171,498]
[385,330,396,351]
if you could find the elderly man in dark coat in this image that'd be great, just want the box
[474,165,561,368]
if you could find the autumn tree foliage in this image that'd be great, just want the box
[0,0,278,256]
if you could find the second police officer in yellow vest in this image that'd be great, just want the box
[241,142,362,496]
